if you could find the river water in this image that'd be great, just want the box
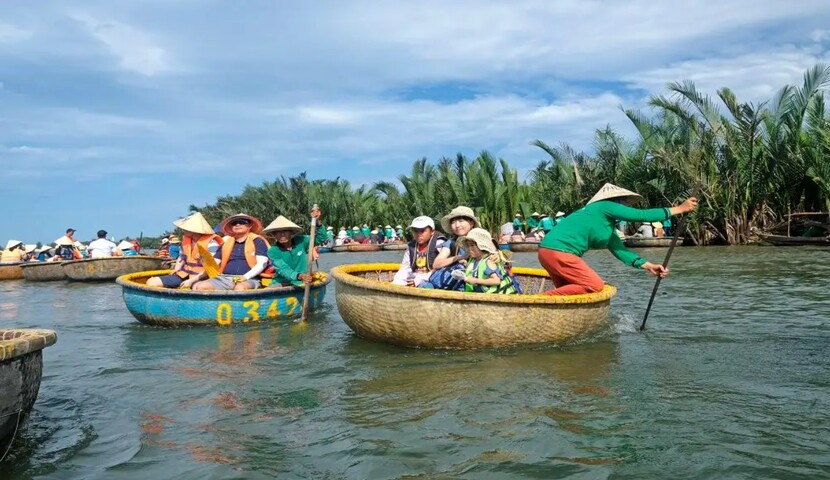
[2,246,829,479]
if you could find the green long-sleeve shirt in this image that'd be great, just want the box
[540,200,671,268]
[527,217,540,229]
[267,231,326,286]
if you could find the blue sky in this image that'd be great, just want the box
[2,1,830,244]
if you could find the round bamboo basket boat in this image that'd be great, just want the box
[317,246,332,253]
[508,241,540,252]
[347,244,381,252]
[0,329,57,454]
[0,262,24,281]
[380,242,407,251]
[62,256,164,281]
[332,263,616,349]
[624,236,682,248]
[331,245,348,253]
[116,270,331,327]
[20,262,67,282]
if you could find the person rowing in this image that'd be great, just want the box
[537,183,697,295]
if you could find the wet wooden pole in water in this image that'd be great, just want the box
[639,215,689,332]
[300,207,318,322]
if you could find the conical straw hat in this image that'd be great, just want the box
[54,236,74,246]
[117,240,135,250]
[262,216,302,236]
[587,183,642,205]
[4,240,22,250]
[441,206,480,233]
[173,212,215,235]
[219,213,263,236]
[24,244,37,253]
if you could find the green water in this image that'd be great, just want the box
[2,247,829,479]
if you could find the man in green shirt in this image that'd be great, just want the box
[538,183,697,295]
[512,214,524,233]
[538,214,555,235]
[262,213,328,287]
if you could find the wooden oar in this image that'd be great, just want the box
[639,215,689,331]
[300,211,318,322]
[197,244,220,279]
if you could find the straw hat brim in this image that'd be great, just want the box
[169,236,181,244]
[262,216,303,236]
[440,206,480,233]
[24,244,37,253]
[219,213,263,236]
[117,241,135,250]
[587,183,642,205]
[4,240,22,250]
[173,212,215,235]
[457,228,496,254]
[54,236,74,246]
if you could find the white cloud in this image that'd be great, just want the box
[69,13,169,76]
[0,22,31,43]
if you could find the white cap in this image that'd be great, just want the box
[556,211,566,217]
[408,216,435,230]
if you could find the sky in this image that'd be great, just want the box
[2,1,830,244]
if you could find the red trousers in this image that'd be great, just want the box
[538,248,604,295]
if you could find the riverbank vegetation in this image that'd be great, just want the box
[192,64,830,245]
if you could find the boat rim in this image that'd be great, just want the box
[62,255,161,265]
[331,262,615,305]
[116,269,330,298]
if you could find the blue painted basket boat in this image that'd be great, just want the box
[116,270,331,327]
[317,247,332,253]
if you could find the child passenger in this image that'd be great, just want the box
[451,228,519,294]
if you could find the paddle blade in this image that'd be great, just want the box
[197,244,220,279]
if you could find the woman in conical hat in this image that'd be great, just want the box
[1,240,26,263]
[537,183,697,295]
[146,212,225,288]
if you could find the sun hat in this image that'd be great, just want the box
[262,216,303,236]
[440,206,480,233]
[169,236,181,244]
[531,212,541,217]
[540,213,549,218]
[515,213,522,217]
[37,245,52,253]
[4,240,23,250]
[24,244,37,254]
[384,225,391,229]
[651,221,663,229]
[371,229,378,234]
[327,226,334,230]
[161,238,170,245]
[173,212,215,235]
[409,216,435,230]
[457,228,497,254]
[556,211,566,217]
[219,213,263,236]
[587,183,642,205]
[352,226,359,231]
[395,225,403,229]
[54,236,74,246]
[117,240,135,250]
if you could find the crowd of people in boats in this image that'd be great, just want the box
[0,228,143,264]
[2,183,697,296]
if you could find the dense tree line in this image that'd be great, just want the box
[191,65,830,245]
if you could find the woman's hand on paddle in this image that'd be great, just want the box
[642,262,669,278]
[297,273,313,283]
[671,197,698,215]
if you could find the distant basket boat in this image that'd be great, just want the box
[62,256,164,281]
[116,270,331,327]
[20,262,67,282]
[347,244,381,252]
[508,241,540,252]
[380,242,407,251]
[317,247,332,253]
[624,237,682,248]
[758,233,830,246]
[331,245,348,252]
[0,262,24,281]
[0,329,57,454]
[331,263,616,349]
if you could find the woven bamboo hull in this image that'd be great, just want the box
[508,242,540,252]
[20,262,67,282]
[758,233,830,246]
[331,245,348,252]
[624,237,681,248]
[0,329,58,453]
[116,270,331,327]
[62,256,164,281]
[0,263,24,281]
[318,247,332,253]
[380,243,407,251]
[332,263,615,349]
[347,244,381,252]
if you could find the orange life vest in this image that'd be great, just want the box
[177,234,224,277]
[218,233,275,279]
